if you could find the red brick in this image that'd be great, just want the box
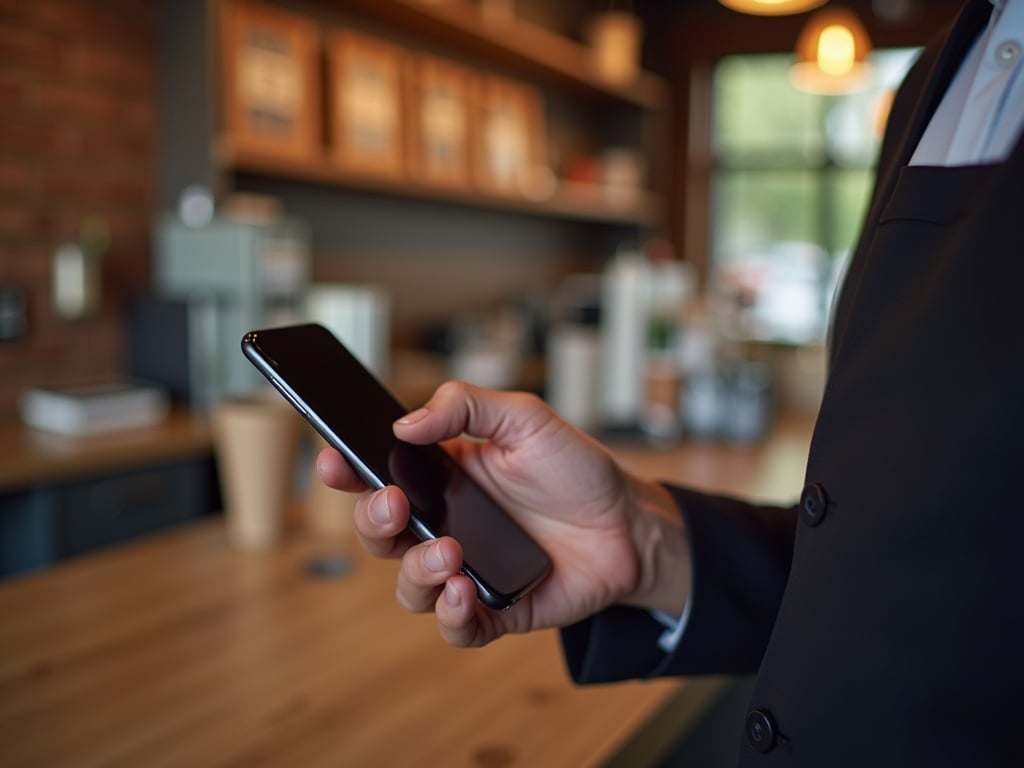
[0,158,36,195]
[29,0,154,55]
[0,0,155,418]
[38,172,152,210]
[0,1,35,24]
[0,118,61,158]
[0,70,28,107]
[34,80,123,121]
[71,42,156,93]
[0,25,65,76]
[79,122,155,156]
[0,205,44,239]
[0,245,49,282]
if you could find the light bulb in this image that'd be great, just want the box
[817,24,857,76]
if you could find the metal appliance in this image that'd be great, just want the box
[154,215,311,403]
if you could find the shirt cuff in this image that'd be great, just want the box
[650,595,693,654]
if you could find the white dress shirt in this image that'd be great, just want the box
[911,0,1024,166]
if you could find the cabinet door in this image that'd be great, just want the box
[0,489,60,577]
[59,458,218,556]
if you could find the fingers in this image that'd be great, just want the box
[435,575,488,647]
[327,464,502,646]
[316,446,368,493]
[398,548,496,649]
[315,386,521,649]
[352,485,414,558]
[394,536,463,612]
[394,380,553,448]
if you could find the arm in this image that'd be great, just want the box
[564,488,797,683]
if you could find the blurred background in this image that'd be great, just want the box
[0,2,969,766]
[0,0,961,423]
[0,0,965,570]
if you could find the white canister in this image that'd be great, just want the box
[547,324,602,432]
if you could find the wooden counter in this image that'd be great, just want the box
[0,522,718,767]
[0,407,213,492]
[610,414,815,506]
[0,415,815,767]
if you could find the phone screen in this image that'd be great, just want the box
[242,323,551,609]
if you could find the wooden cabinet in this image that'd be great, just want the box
[0,410,219,577]
[0,457,219,577]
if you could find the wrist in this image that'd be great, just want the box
[619,478,692,616]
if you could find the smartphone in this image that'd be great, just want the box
[241,323,551,609]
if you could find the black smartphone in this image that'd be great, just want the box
[242,323,551,609]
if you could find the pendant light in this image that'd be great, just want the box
[791,6,873,94]
[718,0,827,15]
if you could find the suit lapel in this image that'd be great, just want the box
[860,0,994,244]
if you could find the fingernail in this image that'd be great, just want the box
[444,581,461,608]
[424,542,446,572]
[369,493,391,526]
[396,407,429,426]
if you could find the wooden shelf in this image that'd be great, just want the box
[219,143,665,227]
[331,0,669,111]
[213,0,670,229]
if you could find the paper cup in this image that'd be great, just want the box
[212,394,302,550]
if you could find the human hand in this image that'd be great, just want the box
[317,381,689,648]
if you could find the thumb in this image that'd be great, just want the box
[393,381,554,448]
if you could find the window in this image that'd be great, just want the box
[710,49,919,344]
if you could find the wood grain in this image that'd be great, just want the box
[0,416,814,767]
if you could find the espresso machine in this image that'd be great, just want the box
[149,215,311,407]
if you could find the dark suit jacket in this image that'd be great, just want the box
[562,1,1024,764]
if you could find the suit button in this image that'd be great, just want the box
[745,708,777,753]
[800,482,828,527]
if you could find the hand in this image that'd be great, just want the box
[317,381,690,648]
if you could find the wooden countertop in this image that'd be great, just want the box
[0,414,816,767]
[609,414,815,506]
[0,522,723,767]
[0,407,213,491]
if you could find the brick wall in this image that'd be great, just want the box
[0,0,157,420]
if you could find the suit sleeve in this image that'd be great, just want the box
[561,484,797,683]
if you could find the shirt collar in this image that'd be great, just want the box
[989,0,1006,24]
